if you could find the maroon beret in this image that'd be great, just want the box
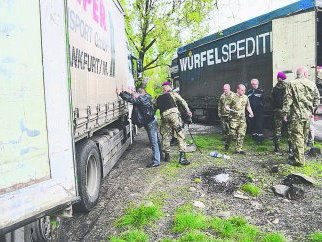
[277,72,287,80]
[162,81,172,86]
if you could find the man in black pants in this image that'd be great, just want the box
[247,79,264,144]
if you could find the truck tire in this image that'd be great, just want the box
[24,216,61,242]
[74,140,102,212]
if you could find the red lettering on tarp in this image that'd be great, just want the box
[93,0,99,23]
[100,0,107,31]
[75,0,107,31]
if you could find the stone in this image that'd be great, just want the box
[233,191,249,200]
[193,201,206,209]
[217,211,231,219]
[272,218,279,224]
[189,187,197,192]
[284,173,316,186]
[272,185,290,197]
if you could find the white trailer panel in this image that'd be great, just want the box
[0,0,77,233]
[272,11,316,83]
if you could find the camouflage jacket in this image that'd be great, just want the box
[226,93,250,119]
[218,91,235,118]
[282,77,320,121]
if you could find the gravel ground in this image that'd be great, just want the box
[62,124,322,242]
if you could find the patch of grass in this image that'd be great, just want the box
[194,177,202,183]
[177,230,212,242]
[190,134,224,151]
[172,205,208,233]
[110,230,149,242]
[115,203,162,228]
[241,183,261,197]
[260,232,286,242]
[309,231,322,242]
[209,216,259,240]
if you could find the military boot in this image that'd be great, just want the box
[274,142,280,153]
[164,152,170,162]
[179,152,190,165]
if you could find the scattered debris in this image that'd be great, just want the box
[197,168,250,194]
[212,173,230,183]
[209,151,230,159]
[272,185,290,197]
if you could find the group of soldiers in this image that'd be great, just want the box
[218,66,320,166]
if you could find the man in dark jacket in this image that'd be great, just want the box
[247,78,264,144]
[119,88,162,168]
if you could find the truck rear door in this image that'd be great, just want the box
[0,0,77,234]
[272,10,316,83]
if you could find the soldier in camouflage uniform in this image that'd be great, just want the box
[282,67,320,166]
[272,72,288,153]
[225,84,254,154]
[155,82,192,165]
[218,84,235,150]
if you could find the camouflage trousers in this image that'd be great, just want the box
[273,109,290,144]
[289,119,310,165]
[220,116,230,145]
[229,117,247,152]
[160,112,186,153]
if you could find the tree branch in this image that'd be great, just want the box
[143,38,156,52]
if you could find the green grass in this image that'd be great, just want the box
[189,133,224,151]
[210,216,259,240]
[110,230,149,242]
[241,183,261,197]
[261,232,286,242]
[177,230,213,242]
[115,203,163,228]
[309,232,322,242]
[172,205,208,233]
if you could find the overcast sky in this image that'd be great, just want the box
[210,0,298,33]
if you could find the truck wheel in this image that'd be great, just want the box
[74,140,102,212]
[24,216,61,241]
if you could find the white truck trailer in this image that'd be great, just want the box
[0,0,135,240]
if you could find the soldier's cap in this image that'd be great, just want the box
[162,81,172,86]
[277,72,287,80]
